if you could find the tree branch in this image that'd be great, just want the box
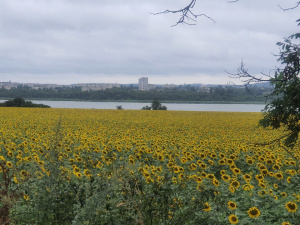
[151,0,216,27]
[227,61,273,85]
[278,1,300,11]
[153,0,299,26]
[226,61,289,85]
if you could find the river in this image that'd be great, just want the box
[0,100,265,112]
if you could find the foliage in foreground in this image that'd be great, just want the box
[0,108,299,224]
[235,19,300,148]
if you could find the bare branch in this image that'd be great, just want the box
[278,1,300,11]
[151,0,216,27]
[226,61,288,86]
[226,61,271,85]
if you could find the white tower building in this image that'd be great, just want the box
[138,77,149,91]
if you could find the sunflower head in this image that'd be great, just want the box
[285,202,297,213]
[275,172,283,180]
[203,202,211,212]
[247,207,260,218]
[228,201,237,210]
[228,214,238,224]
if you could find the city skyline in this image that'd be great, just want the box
[0,78,236,87]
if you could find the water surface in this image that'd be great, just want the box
[0,100,265,112]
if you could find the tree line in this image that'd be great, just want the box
[0,85,273,102]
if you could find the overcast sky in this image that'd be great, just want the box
[0,0,299,85]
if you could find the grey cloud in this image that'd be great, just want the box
[0,0,298,84]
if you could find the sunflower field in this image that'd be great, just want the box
[0,107,299,225]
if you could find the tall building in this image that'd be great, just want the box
[138,77,149,91]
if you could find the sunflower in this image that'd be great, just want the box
[20,170,29,177]
[281,192,288,198]
[258,181,267,189]
[255,174,264,180]
[196,176,203,184]
[129,158,135,165]
[196,160,203,165]
[258,190,267,197]
[167,162,174,168]
[265,158,273,165]
[200,163,207,169]
[173,166,180,173]
[6,161,13,168]
[179,167,184,172]
[23,194,29,201]
[289,169,296,176]
[210,153,217,158]
[230,165,236,170]
[221,174,231,182]
[219,153,225,158]
[272,164,280,170]
[212,179,220,187]
[207,174,215,180]
[178,173,185,180]
[13,176,18,184]
[73,166,80,173]
[285,202,297,213]
[233,168,241,175]
[75,172,82,178]
[83,169,92,178]
[208,159,214,165]
[218,159,226,165]
[258,164,267,170]
[227,159,234,166]
[199,153,207,159]
[146,177,154,183]
[180,157,187,164]
[228,201,237,210]
[230,180,240,189]
[220,170,226,175]
[189,163,197,171]
[243,173,251,181]
[246,158,254,165]
[203,202,211,212]
[261,169,268,176]
[282,222,290,225]
[243,184,254,191]
[228,214,238,224]
[200,171,207,178]
[275,172,283,180]
[247,207,260,218]
[229,186,236,193]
